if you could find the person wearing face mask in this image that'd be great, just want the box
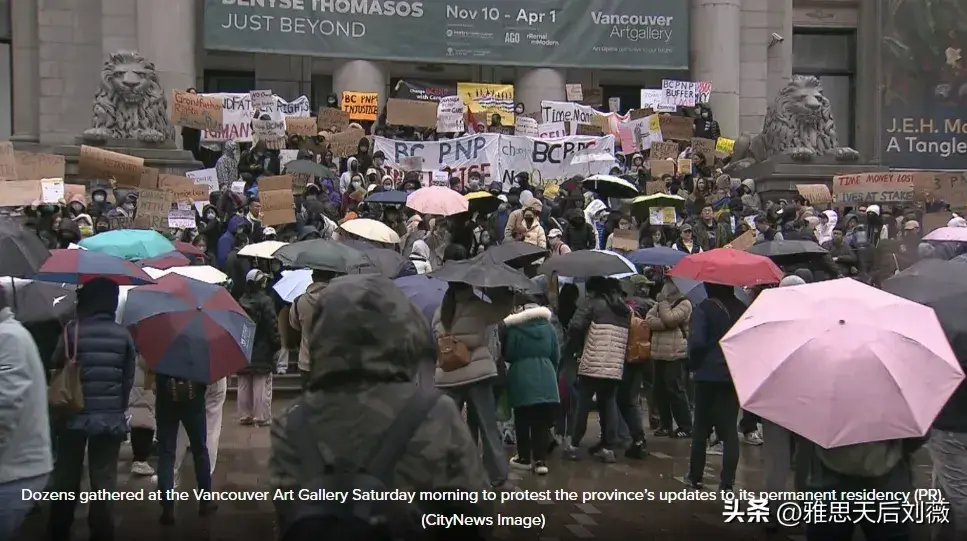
[466,171,484,193]
[87,189,111,218]
[226,232,252,300]
[379,174,395,192]
[236,270,280,427]
[604,215,635,253]
[515,203,547,249]
[371,150,387,177]
[65,194,87,220]
[339,156,360,195]
[109,194,138,219]
[73,214,95,239]
[694,104,721,141]
[561,208,596,251]
[354,137,373,174]
[93,214,111,235]
[54,217,81,248]
[504,198,542,243]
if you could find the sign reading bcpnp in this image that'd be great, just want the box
[341,91,379,121]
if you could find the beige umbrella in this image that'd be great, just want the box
[339,218,400,244]
[143,265,228,284]
[238,240,288,259]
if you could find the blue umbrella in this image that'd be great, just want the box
[627,247,686,268]
[365,190,408,205]
[393,275,447,325]
[671,276,751,305]
[79,229,175,261]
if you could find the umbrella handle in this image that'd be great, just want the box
[8,277,14,314]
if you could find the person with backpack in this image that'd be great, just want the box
[237,270,281,426]
[618,291,652,460]
[645,280,693,440]
[270,274,491,541]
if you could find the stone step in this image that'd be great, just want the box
[226,372,303,396]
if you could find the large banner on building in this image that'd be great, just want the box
[393,80,457,102]
[880,1,967,169]
[374,133,615,189]
[203,0,688,70]
[199,93,311,142]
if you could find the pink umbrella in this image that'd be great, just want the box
[720,278,963,448]
[924,226,967,242]
[406,186,469,216]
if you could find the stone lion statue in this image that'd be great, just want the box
[83,51,175,143]
[726,75,859,173]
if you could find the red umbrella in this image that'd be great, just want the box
[32,249,155,286]
[667,248,783,287]
[137,250,191,270]
[173,241,205,258]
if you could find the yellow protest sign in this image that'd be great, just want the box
[716,137,735,155]
[341,91,379,121]
[457,83,515,126]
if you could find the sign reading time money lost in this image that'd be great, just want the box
[832,171,932,204]
[203,0,688,70]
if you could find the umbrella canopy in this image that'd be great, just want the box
[429,253,534,290]
[748,240,828,260]
[0,219,51,278]
[173,240,206,259]
[238,240,288,259]
[364,190,408,205]
[144,265,228,284]
[284,159,334,178]
[273,269,312,302]
[78,229,175,261]
[484,241,549,268]
[136,251,191,270]
[465,191,499,215]
[67,243,86,250]
[273,239,373,273]
[32,249,155,286]
[339,218,401,244]
[670,276,751,305]
[721,278,963,448]
[924,227,967,242]
[406,186,469,216]
[538,249,637,279]
[393,275,448,324]
[630,193,687,210]
[582,174,640,199]
[668,248,783,287]
[883,258,967,356]
[362,248,417,279]
[122,274,255,384]
[1,278,75,324]
[627,246,686,267]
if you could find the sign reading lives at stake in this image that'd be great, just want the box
[342,91,379,121]
[171,90,223,131]
[832,171,926,203]
[78,145,145,187]
[258,175,295,226]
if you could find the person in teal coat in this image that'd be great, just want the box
[499,297,560,476]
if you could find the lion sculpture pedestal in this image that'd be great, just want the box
[724,75,886,201]
[14,51,202,183]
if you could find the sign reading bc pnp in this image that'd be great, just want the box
[342,91,379,121]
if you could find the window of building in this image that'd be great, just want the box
[0,0,9,39]
[793,29,856,147]
[203,70,255,94]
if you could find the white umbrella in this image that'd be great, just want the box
[339,218,401,244]
[273,269,312,302]
[238,240,288,259]
[143,265,228,284]
[67,243,87,250]
[582,174,639,199]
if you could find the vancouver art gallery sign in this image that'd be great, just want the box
[205,0,689,70]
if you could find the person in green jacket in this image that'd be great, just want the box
[499,295,560,476]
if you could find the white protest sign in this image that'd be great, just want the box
[186,168,218,193]
[41,178,64,203]
[608,97,620,113]
[565,84,583,102]
[541,100,603,124]
[279,149,300,168]
[641,89,677,112]
[168,209,197,229]
[200,94,311,142]
[514,116,539,137]
[431,171,449,186]
[662,80,697,107]
[436,96,465,133]
[249,90,275,113]
[538,122,571,139]
[619,115,663,153]
[231,181,246,194]
[373,133,616,192]
[252,118,286,143]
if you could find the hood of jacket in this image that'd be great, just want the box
[409,239,431,261]
[226,214,246,235]
[308,274,434,388]
[503,305,551,331]
[57,216,81,239]
[584,198,607,224]
[741,178,756,193]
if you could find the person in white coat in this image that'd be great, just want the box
[409,239,433,274]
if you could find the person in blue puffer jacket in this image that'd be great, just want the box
[216,214,248,269]
[47,278,136,541]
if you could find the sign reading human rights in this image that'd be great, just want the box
[203,0,688,70]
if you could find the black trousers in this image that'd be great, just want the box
[48,431,124,541]
[653,359,693,432]
[739,410,761,434]
[688,381,740,488]
[615,362,646,441]
[130,427,154,462]
[513,403,556,463]
[571,377,619,449]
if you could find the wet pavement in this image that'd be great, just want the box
[19,398,937,541]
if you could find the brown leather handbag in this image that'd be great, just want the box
[437,334,471,372]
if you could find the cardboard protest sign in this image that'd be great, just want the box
[832,171,927,204]
[691,137,716,163]
[285,116,317,137]
[139,167,159,189]
[796,184,832,204]
[258,175,296,226]
[611,229,637,251]
[291,172,311,194]
[328,128,366,158]
[341,91,379,121]
[0,142,18,180]
[565,84,583,102]
[0,180,40,206]
[249,90,274,112]
[659,115,694,140]
[645,181,665,195]
[922,212,950,233]
[134,188,172,231]
[925,172,967,207]
[651,141,679,161]
[386,98,438,129]
[677,158,692,175]
[14,151,65,180]
[649,207,678,226]
[252,118,286,144]
[78,145,144,187]
[575,123,604,136]
[581,87,603,107]
[628,109,654,121]
[317,107,351,132]
[167,184,208,206]
[650,159,676,178]
[400,156,423,172]
[171,90,223,131]
[727,229,756,251]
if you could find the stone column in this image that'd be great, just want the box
[332,60,388,110]
[856,0,880,160]
[515,68,566,114]
[692,0,741,137]
[137,0,196,125]
[766,0,793,99]
[11,0,40,141]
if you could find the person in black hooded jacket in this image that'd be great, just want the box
[55,217,81,248]
[694,104,721,141]
[562,209,596,251]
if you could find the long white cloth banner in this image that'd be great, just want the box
[374,134,615,190]
[200,94,311,142]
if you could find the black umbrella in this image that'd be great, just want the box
[748,240,828,264]
[484,241,549,268]
[883,259,967,356]
[581,175,640,199]
[0,219,51,277]
[273,239,373,273]
[362,248,418,279]
[538,250,635,279]
[429,253,535,290]
[3,279,76,324]
[284,160,335,178]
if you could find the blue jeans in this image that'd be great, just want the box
[0,473,48,540]
[445,379,508,486]
[156,395,212,509]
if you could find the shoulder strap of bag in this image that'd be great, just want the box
[365,389,442,484]
[64,320,79,365]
